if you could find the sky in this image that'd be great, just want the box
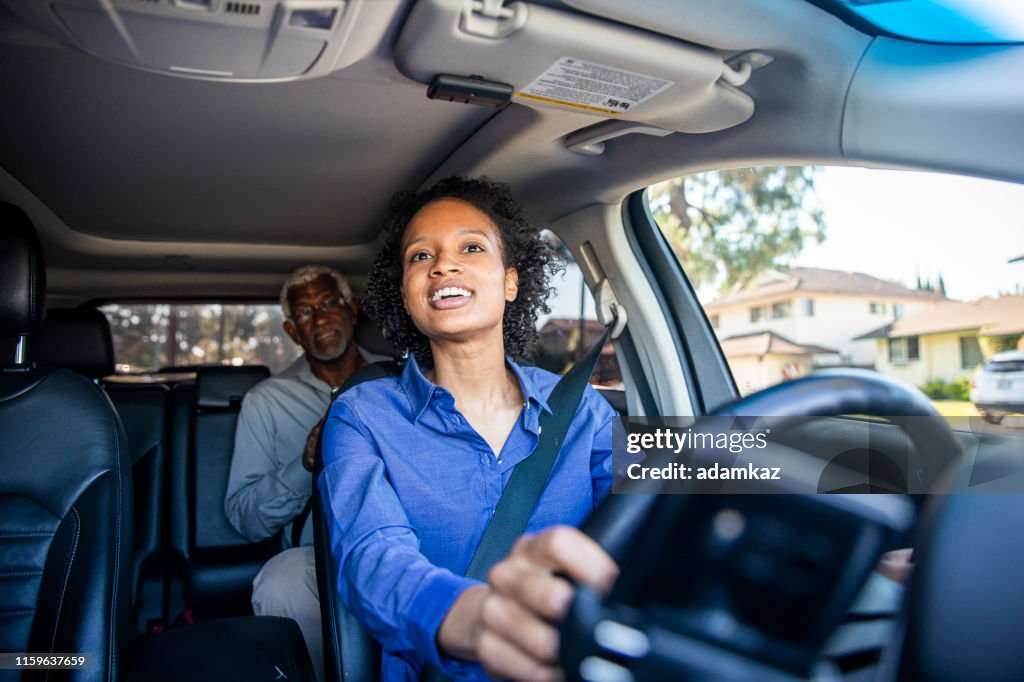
[798,166,1024,302]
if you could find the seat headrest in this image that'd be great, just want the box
[31,308,116,379]
[195,365,270,409]
[354,319,398,358]
[0,202,46,337]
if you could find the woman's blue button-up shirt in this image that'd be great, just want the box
[319,354,616,680]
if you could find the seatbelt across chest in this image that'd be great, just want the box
[462,323,612,581]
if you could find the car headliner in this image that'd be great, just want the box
[0,0,1021,303]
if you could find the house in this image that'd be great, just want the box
[718,331,838,395]
[705,267,946,391]
[855,295,1024,386]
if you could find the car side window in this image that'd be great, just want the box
[649,166,1024,418]
[530,233,623,387]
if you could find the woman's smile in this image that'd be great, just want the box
[428,281,475,309]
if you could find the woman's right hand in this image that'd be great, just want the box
[475,526,619,682]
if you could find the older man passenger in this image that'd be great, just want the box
[225,264,366,681]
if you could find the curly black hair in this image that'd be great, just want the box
[363,176,563,368]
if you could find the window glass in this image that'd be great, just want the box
[649,166,1024,415]
[889,336,921,364]
[530,233,622,387]
[984,357,1024,372]
[960,335,984,369]
[824,0,1024,45]
[99,303,302,374]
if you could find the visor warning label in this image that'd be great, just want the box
[516,56,673,115]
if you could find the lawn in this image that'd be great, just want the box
[930,400,980,417]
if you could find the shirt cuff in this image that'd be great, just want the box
[407,570,481,670]
[281,453,312,496]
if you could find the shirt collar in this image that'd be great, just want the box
[295,354,333,395]
[400,353,552,422]
[400,353,437,423]
[506,356,552,415]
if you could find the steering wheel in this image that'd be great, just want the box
[562,369,966,681]
[582,368,964,553]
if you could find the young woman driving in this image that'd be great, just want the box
[319,177,619,681]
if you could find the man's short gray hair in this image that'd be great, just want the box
[280,265,353,318]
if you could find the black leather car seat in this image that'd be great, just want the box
[0,203,133,680]
[31,307,170,632]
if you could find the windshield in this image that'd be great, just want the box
[820,0,1024,44]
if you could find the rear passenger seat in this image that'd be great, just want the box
[33,308,287,628]
[167,365,279,620]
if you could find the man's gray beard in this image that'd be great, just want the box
[310,335,350,362]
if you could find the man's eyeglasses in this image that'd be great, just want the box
[291,296,347,324]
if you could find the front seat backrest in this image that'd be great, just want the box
[313,361,403,682]
[0,203,133,680]
[32,307,170,633]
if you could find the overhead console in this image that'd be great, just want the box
[3,0,396,81]
[394,0,756,134]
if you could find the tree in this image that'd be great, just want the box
[648,167,826,294]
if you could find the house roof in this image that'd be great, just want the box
[718,331,838,358]
[854,295,1024,340]
[705,267,947,310]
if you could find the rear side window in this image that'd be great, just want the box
[99,303,302,374]
[985,358,1024,372]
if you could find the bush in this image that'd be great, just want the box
[919,377,970,401]
[948,376,971,401]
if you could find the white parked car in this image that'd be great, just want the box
[971,350,1024,423]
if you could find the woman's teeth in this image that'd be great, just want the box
[431,287,473,302]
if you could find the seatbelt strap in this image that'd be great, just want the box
[463,323,612,581]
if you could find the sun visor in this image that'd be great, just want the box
[6,0,388,82]
[394,0,754,134]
